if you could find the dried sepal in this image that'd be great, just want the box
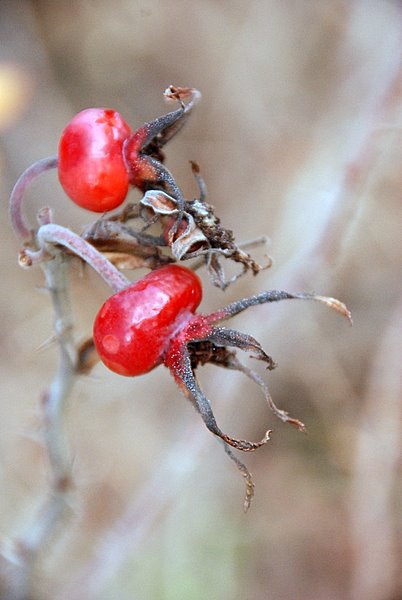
[163,85,201,106]
[188,339,305,433]
[232,357,306,433]
[223,443,256,512]
[205,326,277,370]
[207,289,352,327]
[140,189,177,214]
[165,340,271,452]
[141,190,209,259]
[168,216,210,260]
[141,189,269,289]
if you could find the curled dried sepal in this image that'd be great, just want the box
[183,336,305,509]
[165,340,271,453]
[184,194,270,281]
[189,339,305,433]
[165,217,210,260]
[141,190,209,259]
[233,357,306,433]
[141,189,177,214]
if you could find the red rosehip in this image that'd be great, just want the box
[58,108,131,212]
[91,261,350,507]
[93,265,202,376]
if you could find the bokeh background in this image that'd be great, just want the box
[0,1,401,599]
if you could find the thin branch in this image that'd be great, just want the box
[21,224,131,293]
[4,251,77,600]
[3,224,130,599]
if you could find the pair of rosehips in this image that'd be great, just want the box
[12,87,350,509]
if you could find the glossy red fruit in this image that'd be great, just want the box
[58,108,131,212]
[93,265,202,376]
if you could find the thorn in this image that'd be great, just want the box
[35,335,57,352]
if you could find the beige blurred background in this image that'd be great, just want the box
[0,1,401,599]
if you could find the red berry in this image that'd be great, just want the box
[58,108,131,212]
[93,265,202,376]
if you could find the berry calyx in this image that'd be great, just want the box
[93,265,202,376]
[58,108,131,212]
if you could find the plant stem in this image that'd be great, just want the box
[28,223,131,293]
[9,156,58,241]
[10,251,76,599]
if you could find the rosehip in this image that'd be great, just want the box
[58,108,131,212]
[93,264,202,376]
[91,262,350,509]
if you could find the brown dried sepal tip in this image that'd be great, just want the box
[314,295,353,324]
[164,85,194,103]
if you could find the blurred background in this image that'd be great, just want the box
[0,1,401,599]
